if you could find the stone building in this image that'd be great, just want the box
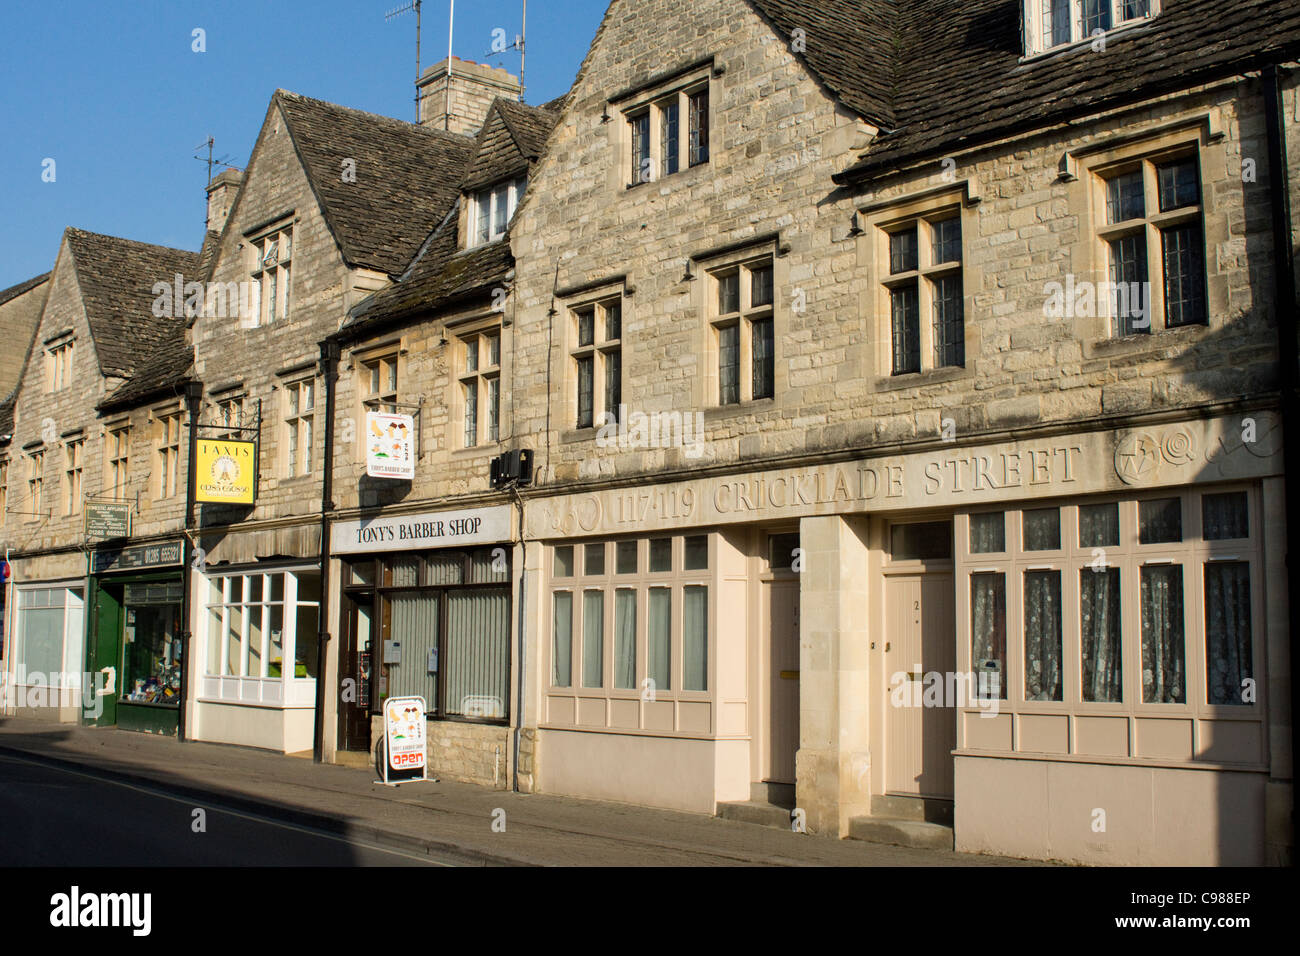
[0,228,198,732]
[1,0,1296,867]
[501,0,1299,865]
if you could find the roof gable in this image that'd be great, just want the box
[275,90,477,276]
[461,99,560,192]
[64,228,199,380]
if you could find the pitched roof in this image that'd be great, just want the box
[462,99,562,192]
[64,228,200,379]
[0,272,50,308]
[275,90,477,276]
[838,0,1300,181]
[743,0,1300,182]
[748,0,898,130]
[340,208,514,337]
[99,343,194,412]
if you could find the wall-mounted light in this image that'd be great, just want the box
[847,212,864,237]
[681,260,695,282]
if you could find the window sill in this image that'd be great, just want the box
[703,397,775,422]
[873,365,968,392]
[623,161,710,194]
[450,444,497,459]
[1019,18,1154,63]
[1084,320,1209,359]
[560,425,600,444]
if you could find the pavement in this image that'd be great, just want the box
[0,717,1045,866]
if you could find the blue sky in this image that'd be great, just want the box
[0,0,607,290]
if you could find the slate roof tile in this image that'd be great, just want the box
[64,228,200,380]
[276,91,477,276]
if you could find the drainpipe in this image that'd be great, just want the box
[178,378,204,743]
[1262,64,1299,788]
[510,483,526,792]
[314,339,341,763]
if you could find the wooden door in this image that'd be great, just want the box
[885,573,956,797]
[338,595,374,753]
[88,583,122,727]
[762,579,800,784]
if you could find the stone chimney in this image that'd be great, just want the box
[418,56,521,136]
[205,168,243,235]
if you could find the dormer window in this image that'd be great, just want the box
[471,176,526,247]
[1024,0,1157,57]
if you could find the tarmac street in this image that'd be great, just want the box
[0,719,1042,867]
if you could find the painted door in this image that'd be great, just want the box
[87,583,122,727]
[338,595,374,753]
[763,579,800,784]
[884,573,956,798]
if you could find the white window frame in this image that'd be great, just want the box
[283,378,315,477]
[107,423,130,499]
[46,339,74,392]
[12,585,85,698]
[63,438,83,516]
[247,225,293,327]
[458,324,502,448]
[156,408,182,499]
[470,176,526,247]
[955,487,1265,758]
[1022,0,1160,58]
[199,568,320,708]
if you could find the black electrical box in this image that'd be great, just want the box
[490,449,534,488]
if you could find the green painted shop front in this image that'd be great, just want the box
[86,542,184,736]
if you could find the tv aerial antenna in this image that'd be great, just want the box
[385,0,424,123]
[193,137,236,186]
[480,0,528,101]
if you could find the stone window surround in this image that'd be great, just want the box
[613,66,711,191]
[245,217,294,328]
[63,435,84,516]
[1072,128,1212,344]
[282,378,315,479]
[25,446,44,521]
[860,185,975,384]
[45,334,74,392]
[104,418,131,500]
[211,389,247,441]
[546,532,714,711]
[694,238,784,416]
[952,484,1264,736]
[152,403,184,500]
[454,316,504,451]
[1020,0,1161,60]
[557,279,626,441]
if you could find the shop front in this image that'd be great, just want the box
[2,568,87,723]
[525,411,1290,864]
[87,540,185,735]
[329,504,516,784]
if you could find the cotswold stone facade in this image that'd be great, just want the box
[3,0,1297,865]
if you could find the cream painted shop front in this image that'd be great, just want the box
[524,410,1287,866]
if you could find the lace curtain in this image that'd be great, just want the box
[1079,503,1120,548]
[1024,571,1063,700]
[1140,565,1185,703]
[971,572,1006,698]
[1205,562,1252,705]
[1080,568,1122,701]
[969,513,1005,554]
